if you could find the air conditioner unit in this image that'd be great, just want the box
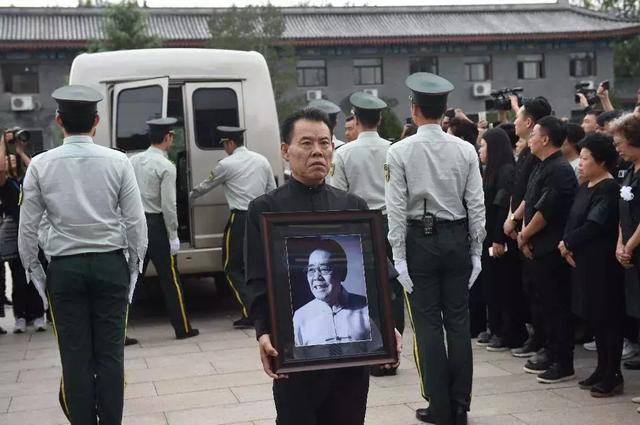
[306,90,323,101]
[363,88,379,97]
[472,82,492,98]
[579,80,595,89]
[11,95,35,112]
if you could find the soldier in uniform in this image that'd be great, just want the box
[18,85,148,424]
[190,126,276,328]
[308,99,345,149]
[331,91,404,376]
[385,73,486,425]
[130,118,199,340]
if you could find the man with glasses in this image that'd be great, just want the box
[293,238,370,347]
[130,117,199,341]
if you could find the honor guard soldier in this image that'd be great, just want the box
[130,117,199,340]
[331,92,405,376]
[308,99,345,149]
[190,126,276,328]
[18,85,148,425]
[385,73,486,425]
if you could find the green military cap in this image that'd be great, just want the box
[216,125,245,140]
[349,91,387,111]
[406,72,454,109]
[52,84,103,114]
[146,117,177,140]
[308,99,341,115]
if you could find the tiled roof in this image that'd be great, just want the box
[0,3,638,49]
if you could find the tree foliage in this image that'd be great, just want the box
[573,0,640,77]
[378,106,403,141]
[90,1,161,52]
[208,4,299,121]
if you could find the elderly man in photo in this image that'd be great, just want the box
[293,239,370,347]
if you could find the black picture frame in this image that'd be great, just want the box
[260,210,397,373]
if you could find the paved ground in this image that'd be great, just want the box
[0,277,639,425]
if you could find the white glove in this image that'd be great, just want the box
[27,265,48,311]
[469,255,482,289]
[128,270,139,304]
[169,237,180,256]
[394,260,414,294]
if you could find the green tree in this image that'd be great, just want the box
[573,0,640,77]
[90,1,161,52]
[378,107,403,141]
[208,4,299,121]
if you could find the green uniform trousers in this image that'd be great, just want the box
[405,222,473,425]
[47,250,129,425]
[142,213,193,337]
[222,210,251,319]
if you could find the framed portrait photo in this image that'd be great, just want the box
[260,210,398,373]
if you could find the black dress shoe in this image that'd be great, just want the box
[590,374,624,398]
[578,370,603,390]
[176,328,199,340]
[124,336,138,346]
[233,317,254,329]
[370,366,398,377]
[623,359,640,370]
[453,404,468,425]
[415,407,436,424]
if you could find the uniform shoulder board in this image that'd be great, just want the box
[111,147,126,154]
[31,149,48,158]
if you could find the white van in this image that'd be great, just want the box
[69,48,284,276]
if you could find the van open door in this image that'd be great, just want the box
[111,77,169,151]
[184,81,245,252]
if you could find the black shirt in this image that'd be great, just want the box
[245,177,368,338]
[524,150,577,258]
[512,147,540,211]
[0,177,22,221]
[484,163,516,245]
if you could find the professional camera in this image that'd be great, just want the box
[484,88,527,111]
[4,127,30,143]
[574,80,609,106]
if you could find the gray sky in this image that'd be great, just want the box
[2,0,557,8]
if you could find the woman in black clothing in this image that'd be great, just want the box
[478,128,528,351]
[559,133,623,397]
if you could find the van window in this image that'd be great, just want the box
[116,85,163,151]
[193,88,239,150]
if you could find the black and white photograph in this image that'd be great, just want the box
[285,235,372,347]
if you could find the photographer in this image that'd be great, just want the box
[576,81,614,113]
[0,128,44,334]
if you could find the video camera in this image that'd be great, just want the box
[4,127,30,143]
[574,80,609,105]
[484,88,528,112]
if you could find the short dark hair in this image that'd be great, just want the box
[448,117,478,146]
[354,108,381,129]
[537,116,566,148]
[281,108,333,145]
[411,95,447,119]
[497,122,518,148]
[308,238,348,281]
[611,113,640,148]
[149,130,172,145]
[585,109,602,117]
[58,110,96,134]
[597,110,622,129]
[564,122,585,148]
[578,133,618,172]
[226,134,244,147]
[345,115,355,123]
[523,96,552,123]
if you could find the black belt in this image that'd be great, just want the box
[231,209,247,214]
[145,212,163,217]
[51,249,123,261]
[407,218,467,227]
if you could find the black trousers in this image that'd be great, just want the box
[531,253,573,367]
[405,223,473,425]
[273,366,369,425]
[141,214,193,337]
[483,247,528,347]
[10,257,44,321]
[222,211,251,319]
[468,270,487,337]
[593,316,623,380]
[522,257,545,349]
[47,250,129,425]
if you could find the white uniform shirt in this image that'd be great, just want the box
[19,135,148,276]
[130,146,179,239]
[293,289,371,347]
[330,131,390,211]
[570,157,580,180]
[385,124,486,260]
[190,146,276,210]
[333,135,345,150]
